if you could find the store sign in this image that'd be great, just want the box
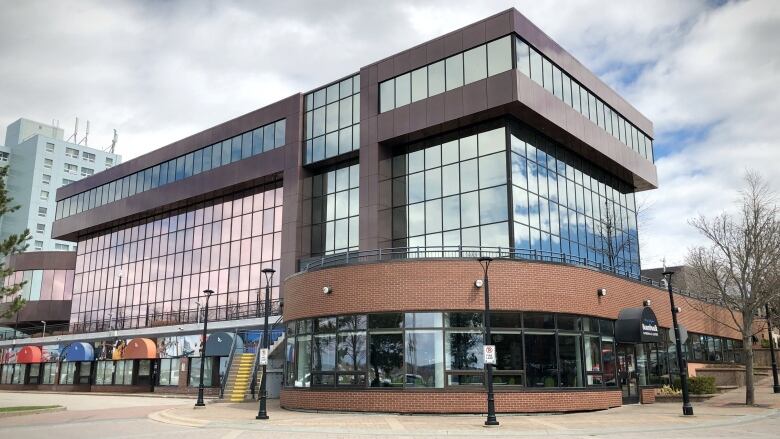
[483,345,496,365]
[615,307,662,343]
[258,348,269,366]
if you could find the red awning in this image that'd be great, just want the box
[16,346,43,364]
[123,338,157,359]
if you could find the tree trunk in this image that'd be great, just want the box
[744,334,755,405]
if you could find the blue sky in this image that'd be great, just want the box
[0,0,777,268]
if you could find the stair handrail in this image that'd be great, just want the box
[249,315,284,399]
[218,328,240,399]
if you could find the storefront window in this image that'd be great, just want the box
[369,333,404,387]
[188,357,214,387]
[524,333,557,387]
[60,362,77,384]
[559,334,583,387]
[159,358,179,386]
[405,330,444,388]
[42,363,58,384]
[11,364,26,384]
[446,330,483,385]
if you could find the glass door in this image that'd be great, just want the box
[616,344,638,404]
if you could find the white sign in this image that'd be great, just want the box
[258,348,269,366]
[484,345,496,365]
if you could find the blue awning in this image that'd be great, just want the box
[62,342,95,362]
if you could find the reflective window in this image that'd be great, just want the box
[305,74,360,164]
[514,36,654,161]
[304,162,359,256]
[68,182,283,331]
[56,119,285,219]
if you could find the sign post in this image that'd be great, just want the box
[483,345,496,365]
[258,348,269,366]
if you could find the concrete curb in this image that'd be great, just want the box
[0,406,66,418]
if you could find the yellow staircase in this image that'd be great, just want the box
[223,353,255,402]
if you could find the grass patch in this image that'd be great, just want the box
[0,405,61,413]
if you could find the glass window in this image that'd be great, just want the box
[463,44,487,85]
[369,333,403,387]
[395,73,411,108]
[525,333,557,387]
[446,331,483,385]
[380,80,394,112]
[445,54,464,91]
[487,36,512,76]
[405,330,443,388]
[428,61,445,96]
[411,67,427,102]
[529,47,543,85]
[559,334,583,387]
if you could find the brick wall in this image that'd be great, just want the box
[640,387,656,404]
[281,388,622,413]
[284,259,742,340]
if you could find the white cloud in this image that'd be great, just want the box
[0,0,776,270]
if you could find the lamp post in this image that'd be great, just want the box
[195,289,214,407]
[40,321,46,342]
[765,304,780,393]
[113,268,124,329]
[478,256,499,426]
[256,268,275,420]
[663,271,693,416]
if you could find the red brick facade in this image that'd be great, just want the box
[284,259,741,339]
[640,387,656,404]
[281,388,623,413]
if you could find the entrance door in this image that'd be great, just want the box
[616,344,639,404]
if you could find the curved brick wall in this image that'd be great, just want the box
[281,388,623,414]
[283,259,741,339]
[281,259,741,413]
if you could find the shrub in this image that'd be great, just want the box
[673,376,717,394]
[656,385,682,396]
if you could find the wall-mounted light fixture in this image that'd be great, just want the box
[323,286,332,295]
[673,306,682,313]
[475,279,484,288]
[643,299,652,307]
[597,288,607,297]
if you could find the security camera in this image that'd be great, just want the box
[597,288,607,297]
[475,279,484,288]
[323,286,332,294]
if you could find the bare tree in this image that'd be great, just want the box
[686,171,780,405]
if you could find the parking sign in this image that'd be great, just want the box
[484,345,496,365]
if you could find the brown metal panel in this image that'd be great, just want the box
[485,10,512,41]
[8,251,77,271]
[462,79,488,116]
[426,37,445,64]
[409,100,428,133]
[442,30,463,59]
[462,21,486,49]
[393,50,411,77]
[393,105,411,137]
[426,93,446,127]
[443,88,465,122]
[486,69,515,108]
[377,58,394,83]
[377,111,395,140]
[409,45,427,72]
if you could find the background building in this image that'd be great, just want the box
[0,118,121,251]
[0,9,752,411]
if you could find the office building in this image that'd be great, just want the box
[0,9,752,412]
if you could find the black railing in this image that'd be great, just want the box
[299,246,720,304]
[0,299,282,342]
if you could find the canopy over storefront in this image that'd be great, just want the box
[615,306,662,343]
[16,346,43,363]
[63,342,95,362]
[205,331,243,356]
[123,338,157,359]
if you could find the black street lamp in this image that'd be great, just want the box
[478,256,499,426]
[195,289,214,408]
[765,304,780,393]
[256,268,275,420]
[663,271,693,416]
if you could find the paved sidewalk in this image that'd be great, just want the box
[148,380,780,437]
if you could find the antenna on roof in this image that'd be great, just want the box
[107,129,118,154]
[67,117,79,143]
[78,120,90,147]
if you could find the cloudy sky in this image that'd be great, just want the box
[1,0,778,269]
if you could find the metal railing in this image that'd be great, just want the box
[299,245,721,304]
[0,299,283,342]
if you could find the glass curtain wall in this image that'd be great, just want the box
[70,182,283,330]
[285,311,618,390]
[302,162,359,256]
[387,118,640,278]
[304,75,360,164]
